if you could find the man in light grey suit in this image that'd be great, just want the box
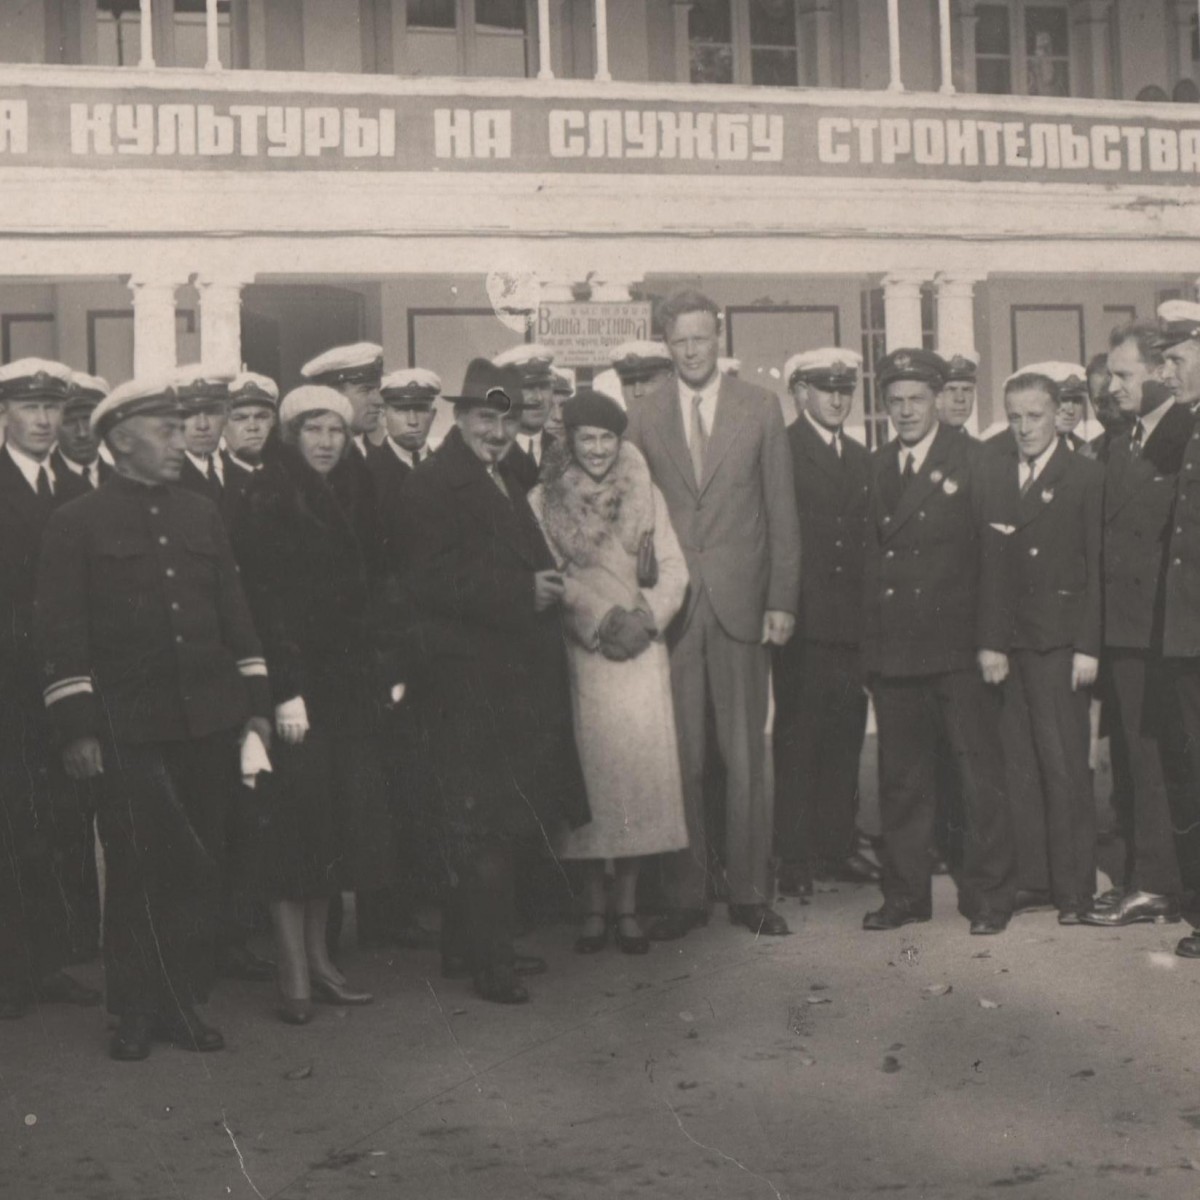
[626,291,802,939]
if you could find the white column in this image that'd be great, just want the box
[138,0,155,68]
[672,2,694,83]
[594,0,612,81]
[810,0,835,87]
[196,274,253,375]
[935,272,985,433]
[206,0,222,70]
[128,274,183,377]
[957,0,980,94]
[886,0,903,91]
[882,273,926,351]
[536,0,554,79]
[938,0,955,93]
[1070,0,1114,99]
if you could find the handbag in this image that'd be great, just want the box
[636,529,658,589]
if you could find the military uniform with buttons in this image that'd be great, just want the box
[862,349,1015,931]
[771,349,873,890]
[34,376,272,1054]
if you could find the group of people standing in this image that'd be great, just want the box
[4,286,1200,1062]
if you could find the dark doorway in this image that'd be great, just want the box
[241,285,366,390]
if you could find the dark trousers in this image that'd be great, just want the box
[872,669,1015,917]
[441,845,517,975]
[1107,650,1182,897]
[1000,648,1095,907]
[97,731,237,1017]
[0,722,95,997]
[773,639,867,869]
[1163,657,1200,890]
[1100,659,1136,886]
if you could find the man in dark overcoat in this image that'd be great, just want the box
[0,358,98,1019]
[398,359,588,1004]
[1082,323,1192,927]
[978,367,1103,924]
[772,348,877,896]
[861,349,1015,935]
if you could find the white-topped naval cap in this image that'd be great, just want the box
[380,367,442,401]
[300,342,384,384]
[90,374,186,435]
[228,372,280,407]
[784,348,863,388]
[67,371,110,402]
[0,357,73,400]
[1005,361,1088,394]
[492,343,555,380]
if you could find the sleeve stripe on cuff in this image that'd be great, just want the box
[44,677,94,707]
[238,658,268,678]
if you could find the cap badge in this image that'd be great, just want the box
[893,353,912,370]
[951,355,969,370]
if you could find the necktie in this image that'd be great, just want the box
[1130,419,1145,458]
[690,393,708,484]
[901,452,915,483]
[832,431,843,460]
[36,465,52,501]
[206,455,223,491]
[1019,460,1036,497]
[526,437,538,469]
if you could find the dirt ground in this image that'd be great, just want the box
[4,865,1200,1200]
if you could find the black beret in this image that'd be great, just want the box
[562,389,628,437]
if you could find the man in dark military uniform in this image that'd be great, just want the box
[772,348,877,897]
[979,366,1104,925]
[1153,303,1200,957]
[861,348,1014,935]
[367,368,440,511]
[223,371,279,473]
[35,375,274,1059]
[610,340,675,414]
[1050,365,1091,452]
[301,342,385,460]
[398,359,588,1003]
[0,358,99,1019]
[176,366,233,507]
[53,372,113,490]
[937,351,980,435]
[1082,323,1192,927]
[493,343,557,492]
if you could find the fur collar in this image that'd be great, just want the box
[539,441,655,567]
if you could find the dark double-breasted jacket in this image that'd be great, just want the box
[862,423,1005,679]
[1162,417,1200,658]
[977,439,1104,658]
[786,414,869,647]
[398,426,588,835]
[34,475,270,746]
[1102,401,1194,651]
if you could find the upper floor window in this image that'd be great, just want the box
[975,1,1070,97]
[96,1,142,66]
[172,0,232,68]
[689,0,801,88]
[401,0,533,77]
[96,0,232,68]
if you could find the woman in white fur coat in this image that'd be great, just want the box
[528,389,690,955]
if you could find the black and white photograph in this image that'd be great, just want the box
[3,2,1200,1196]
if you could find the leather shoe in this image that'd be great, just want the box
[646,909,709,942]
[311,975,373,1006]
[474,965,529,1005]
[154,1007,225,1052]
[729,903,790,936]
[442,952,546,979]
[1013,889,1054,914]
[614,914,650,955]
[1057,905,1086,926]
[1175,931,1200,958]
[825,853,883,885]
[35,971,101,1007]
[110,1014,152,1061]
[219,945,276,982]
[575,913,608,955]
[969,910,1010,935]
[1079,890,1181,927]
[862,902,931,931]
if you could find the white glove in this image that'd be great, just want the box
[275,695,310,745]
[390,683,406,706]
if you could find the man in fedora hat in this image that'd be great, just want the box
[395,359,588,1004]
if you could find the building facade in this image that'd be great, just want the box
[2,0,1200,441]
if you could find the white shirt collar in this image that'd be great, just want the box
[1138,396,1174,441]
[226,454,256,474]
[897,423,939,473]
[353,434,368,457]
[678,371,722,408]
[185,449,223,483]
[5,442,55,494]
[678,371,722,448]
[804,410,841,448]
[387,437,424,467]
[1020,438,1059,477]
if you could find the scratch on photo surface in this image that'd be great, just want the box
[222,1109,265,1200]
[661,1097,786,1200]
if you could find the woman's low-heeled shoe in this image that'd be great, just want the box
[311,975,373,1006]
[614,914,650,956]
[277,995,314,1025]
[575,913,609,954]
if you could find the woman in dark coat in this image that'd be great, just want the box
[232,385,400,1024]
[396,359,589,1004]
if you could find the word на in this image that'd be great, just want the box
[66,103,397,158]
[433,108,784,162]
[817,116,1200,174]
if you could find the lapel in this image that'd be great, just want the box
[654,383,700,498]
[0,445,50,528]
[442,429,541,569]
[698,376,747,496]
[1016,441,1070,530]
[1104,403,1188,521]
[797,413,845,488]
[880,424,957,543]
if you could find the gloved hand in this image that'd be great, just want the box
[275,695,310,745]
[598,607,653,662]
